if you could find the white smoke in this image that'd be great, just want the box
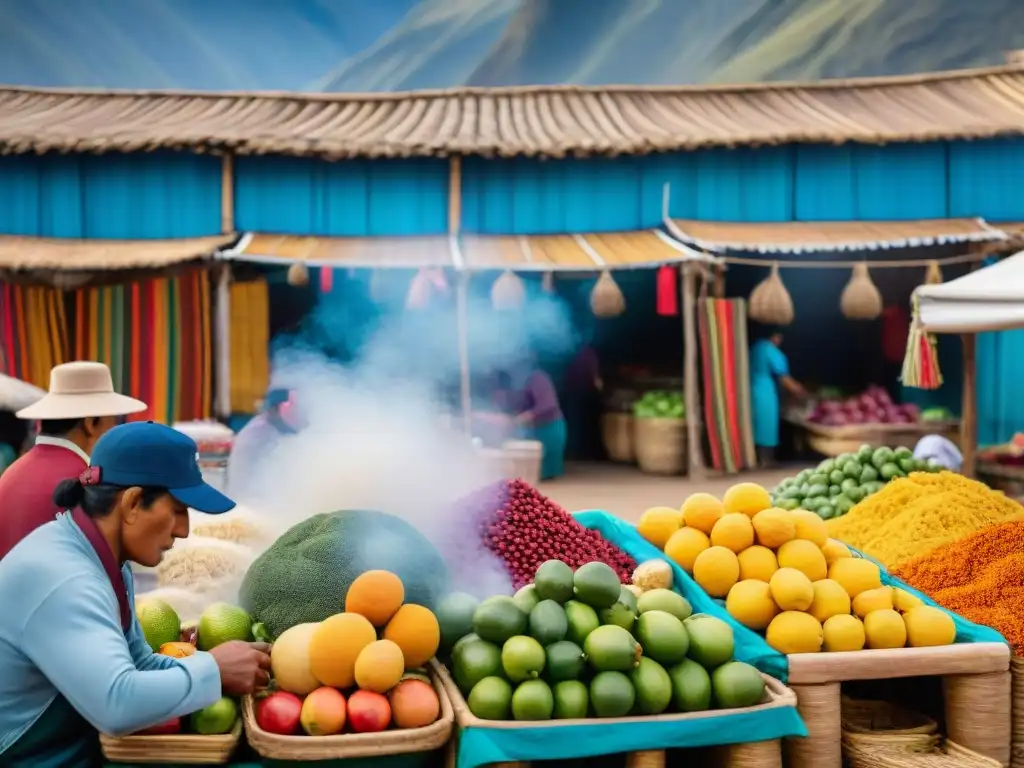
[157,271,580,606]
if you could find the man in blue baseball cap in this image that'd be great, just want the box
[0,422,270,767]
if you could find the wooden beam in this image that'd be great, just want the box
[448,156,462,236]
[220,153,235,234]
[682,264,705,479]
[960,332,977,477]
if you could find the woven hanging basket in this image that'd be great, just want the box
[748,262,794,325]
[590,270,626,318]
[924,260,943,285]
[286,262,309,287]
[405,269,433,310]
[841,262,883,320]
[491,270,525,310]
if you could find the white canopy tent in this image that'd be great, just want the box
[917,249,1024,333]
[914,249,1024,475]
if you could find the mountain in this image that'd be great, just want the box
[0,0,1022,92]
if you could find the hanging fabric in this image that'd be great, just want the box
[227,278,271,415]
[656,265,678,316]
[0,283,68,388]
[901,297,943,390]
[319,266,334,294]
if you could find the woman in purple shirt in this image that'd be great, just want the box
[495,366,568,480]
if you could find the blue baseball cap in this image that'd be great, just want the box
[86,422,236,515]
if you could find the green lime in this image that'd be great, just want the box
[197,603,253,651]
[189,697,237,735]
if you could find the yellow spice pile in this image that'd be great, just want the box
[826,471,1024,569]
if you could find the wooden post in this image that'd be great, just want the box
[960,332,977,478]
[220,153,234,233]
[449,156,472,434]
[682,264,705,479]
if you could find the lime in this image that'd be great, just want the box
[189,697,238,735]
[501,636,546,682]
[136,599,181,652]
[197,603,253,651]
[552,680,589,719]
[467,676,512,720]
[511,679,554,721]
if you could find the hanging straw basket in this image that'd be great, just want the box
[99,721,242,764]
[243,661,454,761]
[492,270,525,310]
[286,262,310,287]
[591,270,626,318]
[748,263,794,325]
[634,417,687,475]
[601,412,635,463]
[840,263,883,320]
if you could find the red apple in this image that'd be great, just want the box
[347,690,391,733]
[137,717,182,735]
[256,691,303,736]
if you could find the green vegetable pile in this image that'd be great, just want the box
[771,444,943,520]
[441,560,766,721]
[633,391,685,420]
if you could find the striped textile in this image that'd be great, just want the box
[228,279,270,414]
[0,283,68,388]
[698,298,757,473]
[69,269,214,424]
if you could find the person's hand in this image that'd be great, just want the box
[209,641,272,696]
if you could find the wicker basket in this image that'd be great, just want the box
[99,720,242,764]
[601,412,635,463]
[841,697,939,751]
[502,440,543,485]
[243,661,454,761]
[1012,657,1024,768]
[634,417,687,475]
[844,738,1002,768]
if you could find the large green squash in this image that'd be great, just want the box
[239,510,450,638]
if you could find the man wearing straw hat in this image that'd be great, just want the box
[0,361,147,559]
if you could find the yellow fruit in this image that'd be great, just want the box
[893,587,925,614]
[354,639,406,693]
[308,613,378,688]
[766,611,824,654]
[726,579,778,630]
[271,623,321,695]
[722,483,773,518]
[852,587,895,618]
[769,568,814,611]
[692,546,740,598]
[823,614,866,652]
[829,558,882,599]
[637,507,683,549]
[863,609,907,649]
[903,606,956,647]
[737,545,779,582]
[710,513,755,553]
[808,579,852,624]
[680,493,724,534]
[791,511,829,548]
[664,527,711,574]
[346,570,405,627]
[776,540,828,582]
[752,508,796,549]
[821,538,852,565]
[383,604,441,667]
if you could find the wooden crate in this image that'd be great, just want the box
[784,643,1011,768]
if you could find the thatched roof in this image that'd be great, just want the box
[0,234,235,270]
[3,64,1024,159]
[667,218,1007,254]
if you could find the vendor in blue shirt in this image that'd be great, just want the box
[750,327,808,468]
[0,421,272,767]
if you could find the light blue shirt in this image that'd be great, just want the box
[0,512,222,753]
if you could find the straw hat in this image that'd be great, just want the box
[15,362,147,420]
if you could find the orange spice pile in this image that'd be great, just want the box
[893,518,1024,655]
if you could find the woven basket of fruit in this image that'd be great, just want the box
[98,720,242,764]
[242,660,454,760]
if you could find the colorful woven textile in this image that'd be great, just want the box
[228,279,270,414]
[69,269,213,424]
[698,298,756,473]
[0,283,68,388]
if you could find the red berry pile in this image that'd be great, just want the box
[448,478,636,589]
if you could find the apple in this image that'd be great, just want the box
[137,717,181,735]
[256,691,303,736]
[347,690,391,733]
